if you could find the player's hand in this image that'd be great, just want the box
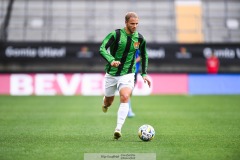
[143,76,151,88]
[111,61,121,67]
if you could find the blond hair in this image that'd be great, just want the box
[125,12,138,22]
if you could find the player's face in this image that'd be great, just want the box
[125,17,138,34]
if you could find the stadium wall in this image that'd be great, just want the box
[0,73,240,95]
[1,42,240,73]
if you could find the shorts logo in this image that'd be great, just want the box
[134,42,140,49]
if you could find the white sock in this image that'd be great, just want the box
[116,103,129,131]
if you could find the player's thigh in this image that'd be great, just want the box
[117,73,135,91]
[118,73,135,102]
[104,74,118,97]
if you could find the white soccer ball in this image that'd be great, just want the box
[138,124,155,141]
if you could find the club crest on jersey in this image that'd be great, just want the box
[134,42,140,49]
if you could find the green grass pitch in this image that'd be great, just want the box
[0,95,240,160]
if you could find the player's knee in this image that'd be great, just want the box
[120,94,130,103]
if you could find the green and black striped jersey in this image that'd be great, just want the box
[99,28,148,77]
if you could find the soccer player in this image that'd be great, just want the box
[99,12,151,140]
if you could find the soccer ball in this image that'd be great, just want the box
[138,124,155,141]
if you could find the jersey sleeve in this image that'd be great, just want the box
[139,39,148,77]
[99,31,116,64]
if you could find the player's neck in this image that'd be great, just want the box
[124,27,135,35]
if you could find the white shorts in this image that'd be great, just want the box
[104,73,135,97]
